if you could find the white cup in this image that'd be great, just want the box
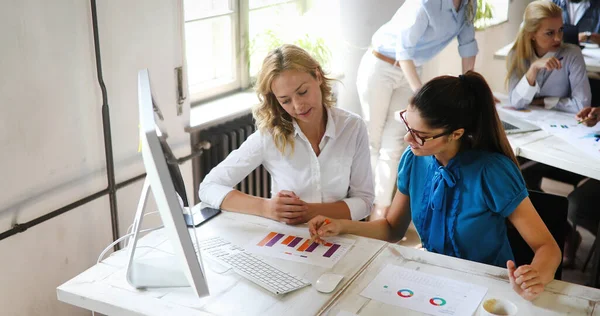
[480,298,518,316]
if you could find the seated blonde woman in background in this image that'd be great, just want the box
[506,0,591,113]
[506,1,593,267]
[199,44,374,225]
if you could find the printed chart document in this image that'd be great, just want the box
[360,264,487,316]
[246,224,355,268]
[539,121,600,160]
[497,103,600,160]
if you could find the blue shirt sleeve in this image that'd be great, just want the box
[394,1,430,61]
[456,1,478,58]
[481,154,528,218]
[397,147,415,195]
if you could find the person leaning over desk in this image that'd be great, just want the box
[198,44,374,225]
[308,71,561,302]
[356,0,478,220]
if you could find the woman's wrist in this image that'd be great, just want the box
[259,198,270,218]
[339,219,352,235]
[526,68,538,86]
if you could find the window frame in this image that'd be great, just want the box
[186,0,307,105]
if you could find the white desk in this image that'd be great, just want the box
[494,42,600,73]
[323,243,600,316]
[58,210,600,315]
[56,211,387,316]
[516,134,600,181]
[493,92,600,181]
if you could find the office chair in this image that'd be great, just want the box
[591,225,600,288]
[563,24,581,47]
[507,190,568,280]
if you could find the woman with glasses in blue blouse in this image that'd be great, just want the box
[357,0,479,220]
[310,72,561,302]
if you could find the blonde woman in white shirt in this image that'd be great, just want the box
[199,44,374,225]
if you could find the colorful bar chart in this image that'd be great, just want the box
[305,242,319,252]
[257,232,343,257]
[297,240,311,252]
[265,233,284,247]
[288,237,303,247]
[281,236,295,245]
[257,232,277,247]
[323,244,341,258]
[248,227,355,268]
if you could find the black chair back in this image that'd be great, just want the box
[563,24,580,46]
[507,190,567,280]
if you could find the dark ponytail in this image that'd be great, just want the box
[410,71,519,166]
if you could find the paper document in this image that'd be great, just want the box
[246,224,355,268]
[496,104,600,159]
[360,264,487,316]
[540,123,600,160]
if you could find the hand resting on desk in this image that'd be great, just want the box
[264,190,308,225]
[507,260,544,301]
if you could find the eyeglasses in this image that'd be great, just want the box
[398,110,450,146]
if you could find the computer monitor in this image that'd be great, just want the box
[125,69,209,298]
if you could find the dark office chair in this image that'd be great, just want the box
[563,24,581,47]
[507,190,568,280]
[591,225,600,288]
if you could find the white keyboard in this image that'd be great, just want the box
[197,237,311,295]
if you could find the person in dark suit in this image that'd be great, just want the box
[553,0,600,44]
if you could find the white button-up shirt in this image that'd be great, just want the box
[198,107,374,220]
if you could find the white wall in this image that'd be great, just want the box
[0,1,192,315]
[336,0,402,115]
[336,0,531,115]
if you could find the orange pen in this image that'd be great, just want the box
[309,219,331,244]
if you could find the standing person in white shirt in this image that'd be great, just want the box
[199,44,374,225]
[357,0,478,219]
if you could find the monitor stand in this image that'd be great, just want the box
[125,177,198,289]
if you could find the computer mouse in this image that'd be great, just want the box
[314,273,344,293]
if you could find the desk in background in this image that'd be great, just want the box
[324,243,600,315]
[57,211,386,316]
[497,92,600,289]
[494,42,600,73]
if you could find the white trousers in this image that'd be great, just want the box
[356,51,420,207]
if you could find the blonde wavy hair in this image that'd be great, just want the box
[505,1,562,85]
[253,44,335,155]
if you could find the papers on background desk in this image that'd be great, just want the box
[582,43,600,60]
[360,264,487,316]
[245,223,355,268]
[496,105,600,159]
[539,120,600,160]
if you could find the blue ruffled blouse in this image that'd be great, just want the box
[397,148,528,267]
